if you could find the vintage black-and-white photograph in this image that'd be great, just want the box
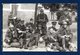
[3,3,77,52]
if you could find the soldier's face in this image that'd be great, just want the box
[52,25,56,27]
[63,24,67,28]
[40,11,44,14]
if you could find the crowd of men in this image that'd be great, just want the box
[4,9,76,51]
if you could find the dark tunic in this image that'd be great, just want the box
[25,22,34,33]
[36,13,48,27]
[57,27,73,48]
[17,24,26,39]
[58,14,72,25]
[36,13,48,35]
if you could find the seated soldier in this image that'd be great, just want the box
[57,20,73,51]
[4,25,20,47]
[48,21,57,33]
[17,20,26,49]
[24,26,38,49]
[45,21,59,50]
[4,25,14,45]
[25,18,34,31]
[35,25,44,43]
[24,27,32,49]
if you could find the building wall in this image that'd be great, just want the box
[3,4,77,29]
[3,4,51,29]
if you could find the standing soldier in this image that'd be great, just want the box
[36,9,48,35]
[58,9,72,26]
[56,10,64,21]
[8,12,13,26]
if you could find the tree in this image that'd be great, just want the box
[34,3,38,29]
[42,3,60,20]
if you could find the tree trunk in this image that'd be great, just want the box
[34,3,38,29]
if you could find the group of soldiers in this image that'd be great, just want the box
[4,9,75,51]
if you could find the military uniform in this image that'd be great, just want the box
[58,14,72,26]
[56,10,64,20]
[36,12,48,35]
[8,17,20,27]
[57,23,73,51]
[24,29,32,49]
[24,27,38,49]
[44,21,58,47]
[17,21,26,48]
[25,22,34,33]
[5,29,13,45]
[5,27,19,46]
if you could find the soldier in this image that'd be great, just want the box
[35,25,43,44]
[24,27,32,49]
[29,18,34,29]
[8,12,13,26]
[24,26,39,49]
[25,18,35,33]
[57,20,73,51]
[4,25,20,47]
[48,21,57,32]
[8,16,17,27]
[36,9,48,35]
[56,10,64,21]
[4,25,14,45]
[45,21,59,49]
[58,9,72,26]
[17,20,26,49]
